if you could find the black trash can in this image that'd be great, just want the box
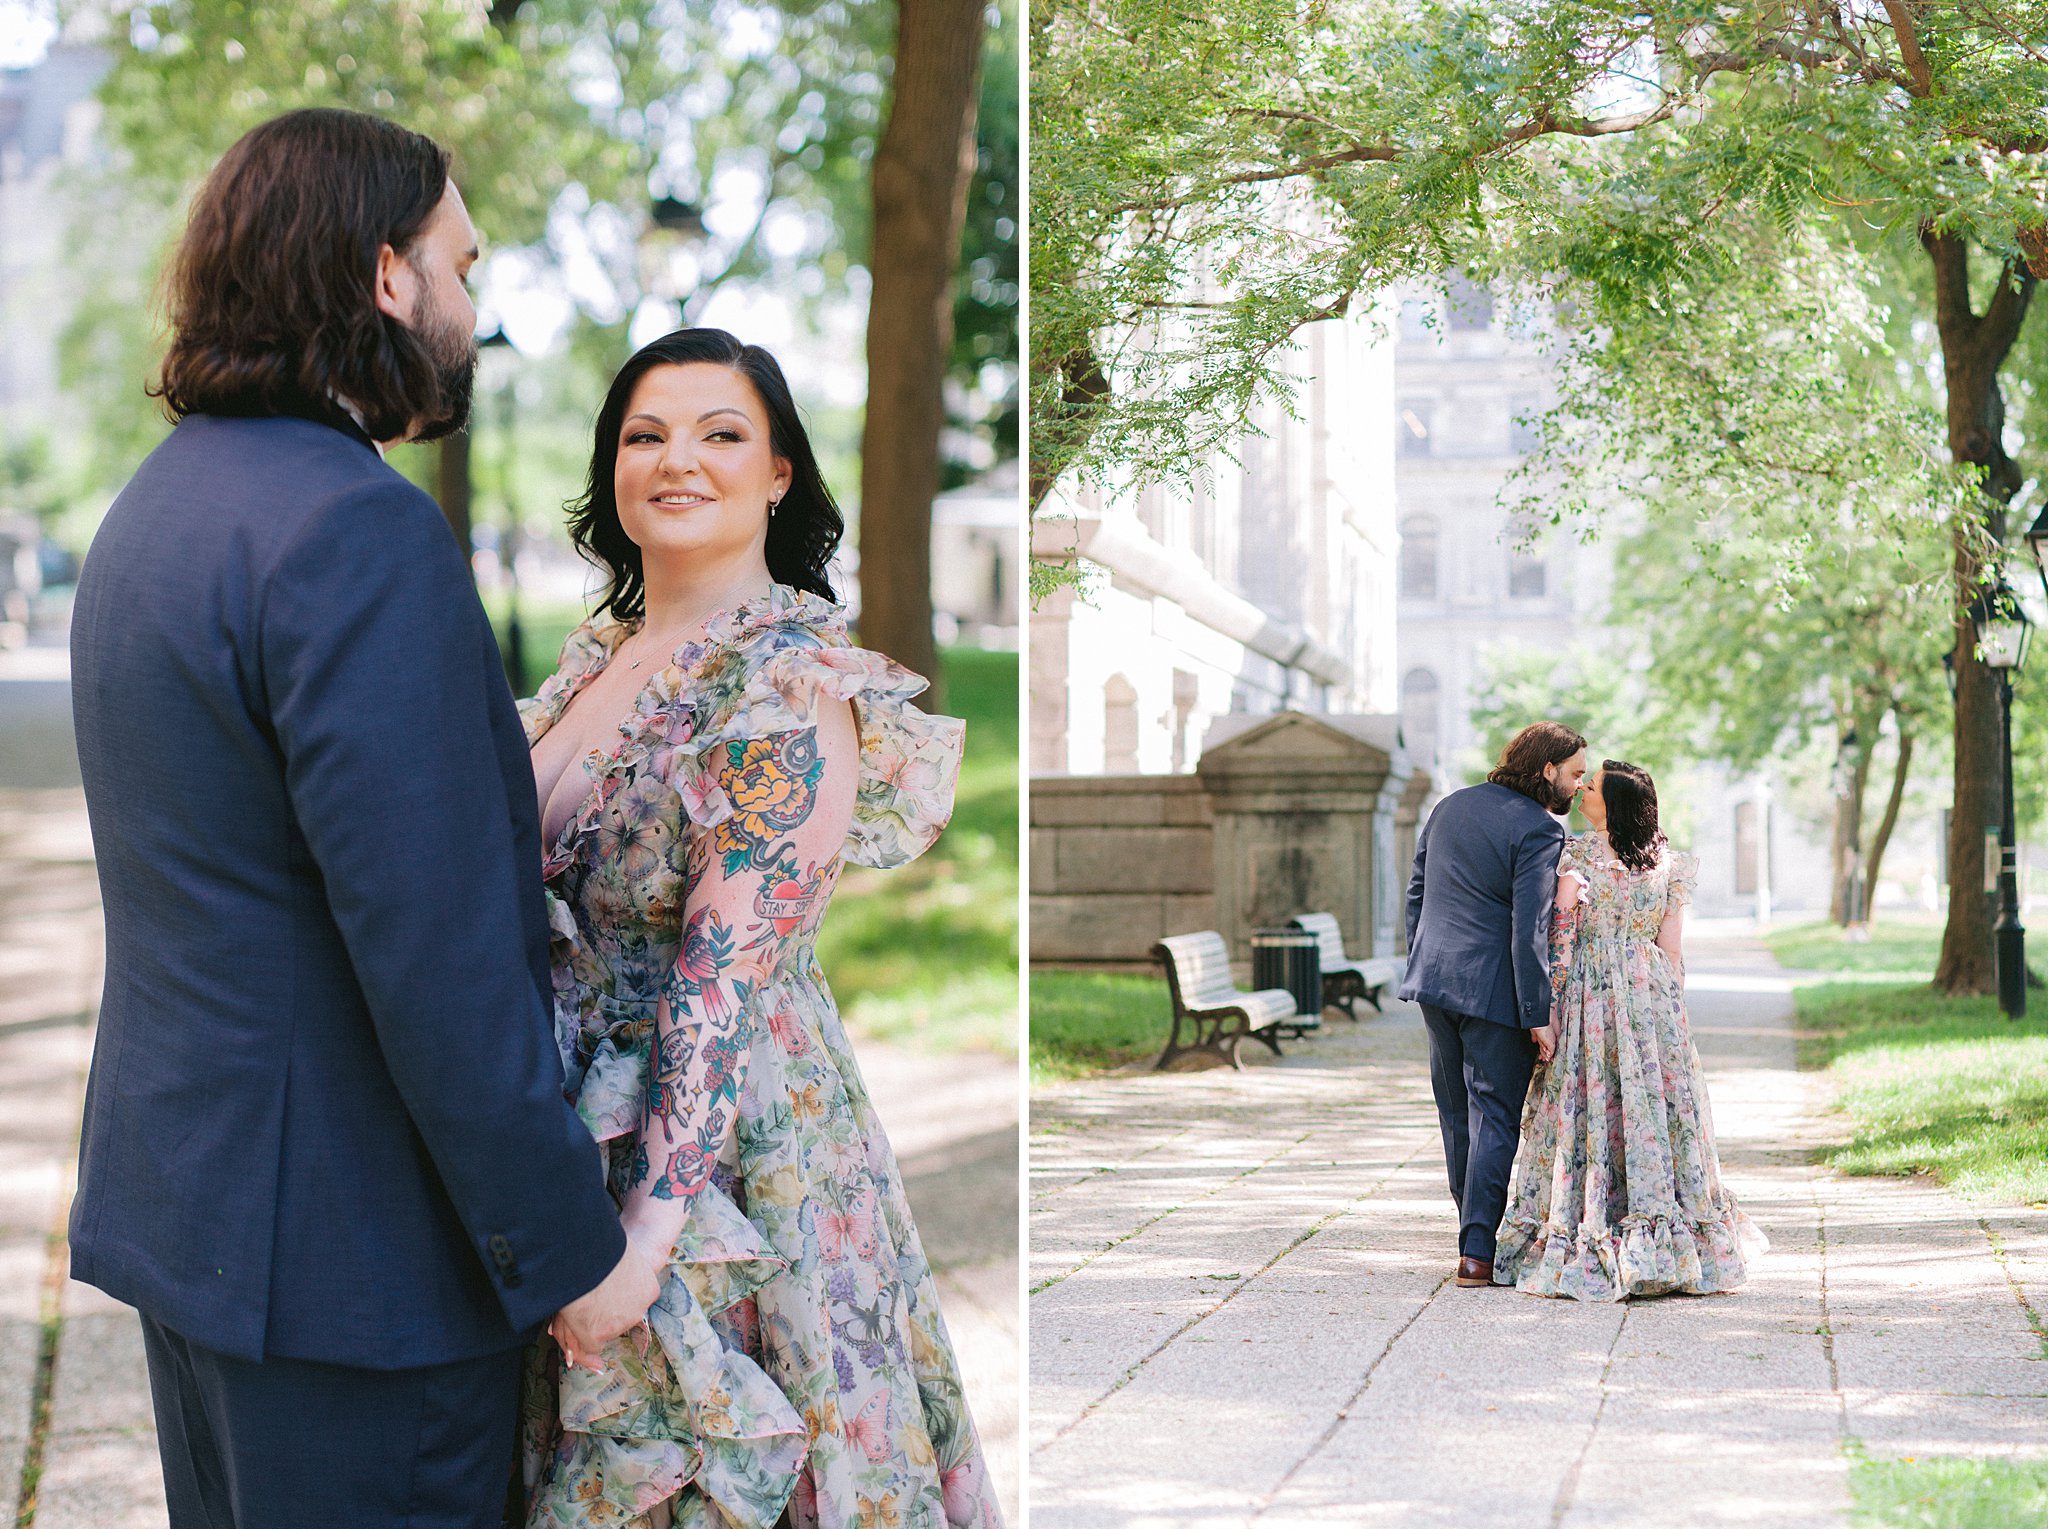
[1250,927,1323,1030]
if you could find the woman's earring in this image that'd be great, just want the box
[769,494,782,517]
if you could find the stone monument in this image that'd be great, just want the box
[1196,712,1418,963]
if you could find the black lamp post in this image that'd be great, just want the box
[1970,581,2032,1017]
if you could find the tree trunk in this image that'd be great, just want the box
[1030,344,1110,511]
[857,0,986,700]
[436,431,473,564]
[1828,731,1869,927]
[1921,229,2033,994]
[1861,725,1914,923]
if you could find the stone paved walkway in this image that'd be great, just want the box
[1028,930,2048,1527]
[0,645,1018,1526]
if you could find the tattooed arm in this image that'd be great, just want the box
[615,696,859,1270]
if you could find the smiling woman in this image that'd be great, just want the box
[566,328,844,624]
[512,328,1004,1529]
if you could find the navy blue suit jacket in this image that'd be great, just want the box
[69,412,625,1368]
[1399,781,1566,1030]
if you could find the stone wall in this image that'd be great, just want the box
[1029,775,1214,967]
[1030,712,1429,968]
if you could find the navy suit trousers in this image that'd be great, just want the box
[1420,1004,1538,1262]
[140,1315,522,1529]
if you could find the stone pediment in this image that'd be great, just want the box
[1198,711,1404,772]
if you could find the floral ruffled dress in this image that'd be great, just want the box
[514,585,1002,1529]
[1493,834,1765,1301]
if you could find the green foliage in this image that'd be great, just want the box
[1027,968,1168,1083]
[53,1,1015,507]
[1463,643,1668,788]
[101,1,620,239]
[1795,980,2048,1204]
[1030,1,2048,500]
[1507,215,1975,578]
[1850,1453,2048,1529]
[0,437,71,529]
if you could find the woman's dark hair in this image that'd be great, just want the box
[152,108,459,442]
[569,328,842,618]
[1599,759,1667,873]
[1488,720,1588,812]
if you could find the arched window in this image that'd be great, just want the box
[1401,669,1440,762]
[1104,674,1140,773]
[1400,515,1438,600]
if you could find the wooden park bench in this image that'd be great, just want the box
[1288,912,1405,1020]
[1151,930,1300,1071]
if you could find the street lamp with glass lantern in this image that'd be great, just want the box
[1970,580,2031,1017]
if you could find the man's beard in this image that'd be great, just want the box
[405,278,477,443]
[1539,775,1576,814]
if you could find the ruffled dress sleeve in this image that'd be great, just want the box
[518,613,625,745]
[1550,834,1590,1005]
[660,593,965,870]
[1665,850,1700,915]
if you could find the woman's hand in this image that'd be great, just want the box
[550,1234,663,1372]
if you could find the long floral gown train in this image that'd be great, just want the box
[1493,833,1765,1301]
[515,586,1003,1528]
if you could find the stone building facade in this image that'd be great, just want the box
[1389,284,1840,918]
[1030,305,1401,777]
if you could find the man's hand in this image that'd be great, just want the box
[1530,1023,1556,1065]
[550,1237,662,1372]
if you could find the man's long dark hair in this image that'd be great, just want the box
[151,108,460,442]
[569,329,843,621]
[1487,720,1587,813]
[1599,760,1667,872]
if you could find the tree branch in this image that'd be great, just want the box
[1878,0,1936,96]
[1112,96,1681,214]
[1979,257,2035,362]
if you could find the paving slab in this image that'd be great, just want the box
[1029,930,2048,1525]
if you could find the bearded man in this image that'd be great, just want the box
[68,108,655,1526]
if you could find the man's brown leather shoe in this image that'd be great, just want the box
[1455,1256,1494,1288]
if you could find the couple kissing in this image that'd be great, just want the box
[1400,722,1767,1301]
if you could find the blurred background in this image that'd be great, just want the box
[0,1,1018,1520]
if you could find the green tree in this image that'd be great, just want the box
[75,0,1013,665]
[1031,1,2048,991]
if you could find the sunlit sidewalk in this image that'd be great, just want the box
[1027,926,2048,1528]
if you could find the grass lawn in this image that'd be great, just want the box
[492,598,1018,1058]
[1028,969,1169,1084]
[1850,1451,2048,1528]
[1793,980,2048,1204]
[1766,917,1943,981]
